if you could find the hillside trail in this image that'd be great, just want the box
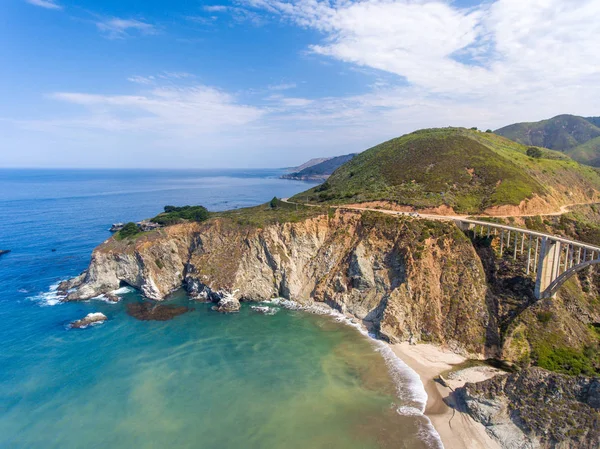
[280,198,597,222]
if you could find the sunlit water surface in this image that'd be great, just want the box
[0,169,439,448]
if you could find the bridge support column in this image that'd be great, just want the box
[535,237,561,299]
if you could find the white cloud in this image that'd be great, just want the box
[26,0,62,9]
[128,75,156,85]
[243,0,600,112]
[96,18,156,39]
[46,84,264,133]
[268,82,297,91]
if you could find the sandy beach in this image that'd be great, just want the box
[391,343,504,449]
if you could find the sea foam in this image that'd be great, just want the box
[28,282,65,307]
[262,297,445,449]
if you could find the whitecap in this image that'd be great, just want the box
[28,282,65,307]
[110,286,135,295]
[250,305,280,315]
[261,297,444,448]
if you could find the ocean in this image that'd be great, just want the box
[0,169,440,449]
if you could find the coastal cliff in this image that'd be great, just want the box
[61,205,600,448]
[62,210,493,355]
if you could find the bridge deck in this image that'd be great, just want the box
[458,218,600,252]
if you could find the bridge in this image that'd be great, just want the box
[281,198,600,300]
[454,219,600,299]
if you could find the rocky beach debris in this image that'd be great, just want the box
[212,293,241,313]
[103,293,120,303]
[455,367,600,449]
[70,312,107,329]
[126,302,190,321]
[250,305,279,315]
[109,220,161,233]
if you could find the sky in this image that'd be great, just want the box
[1,0,600,168]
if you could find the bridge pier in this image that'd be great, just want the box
[534,237,561,299]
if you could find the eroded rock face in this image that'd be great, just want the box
[456,367,600,449]
[62,211,491,355]
[126,302,190,321]
[70,312,107,329]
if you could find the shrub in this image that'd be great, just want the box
[485,129,493,133]
[151,205,210,226]
[537,311,553,323]
[527,147,543,158]
[118,222,140,239]
[270,197,279,209]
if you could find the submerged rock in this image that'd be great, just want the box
[104,293,120,303]
[70,312,107,329]
[212,294,240,313]
[126,302,190,321]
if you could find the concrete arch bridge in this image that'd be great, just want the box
[454,219,600,300]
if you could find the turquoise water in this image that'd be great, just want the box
[0,169,439,448]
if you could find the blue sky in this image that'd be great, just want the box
[1,0,599,168]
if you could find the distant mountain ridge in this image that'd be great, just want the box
[495,114,600,166]
[281,153,357,181]
[285,158,330,173]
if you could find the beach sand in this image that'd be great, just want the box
[391,342,503,449]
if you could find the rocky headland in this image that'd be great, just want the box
[59,203,600,449]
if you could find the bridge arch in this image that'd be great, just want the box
[541,259,600,299]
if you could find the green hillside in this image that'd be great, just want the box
[495,114,600,150]
[291,127,600,214]
[567,137,600,167]
[495,114,600,167]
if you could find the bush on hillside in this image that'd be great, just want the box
[151,205,210,226]
[118,222,140,239]
[527,147,543,158]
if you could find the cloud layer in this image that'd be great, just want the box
[8,0,600,167]
[26,0,62,10]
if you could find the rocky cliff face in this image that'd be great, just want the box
[456,367,600,449]
[63,210,493,355]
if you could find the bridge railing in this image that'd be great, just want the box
[455,219,600,299]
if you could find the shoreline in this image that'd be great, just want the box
[390,342,503,449]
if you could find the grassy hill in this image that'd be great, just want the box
[495,114,600,150]
[291,127,600,214]
[495,114,600,167]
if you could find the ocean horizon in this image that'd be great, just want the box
[0,169,441,449]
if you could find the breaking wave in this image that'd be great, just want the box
[263,298,444,449]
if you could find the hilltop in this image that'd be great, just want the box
[291,127,600,214]
[281,153,356,181]
[495,114,600,166]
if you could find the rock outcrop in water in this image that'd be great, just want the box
[70,312,107,329]
[455,367,600,448]
[63,210,492,354]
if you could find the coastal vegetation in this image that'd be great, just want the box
[151,205,209,226]
[291,127,600,213]
[495,114,600,167]
[116,222,141,240]
[213,199,326,228]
